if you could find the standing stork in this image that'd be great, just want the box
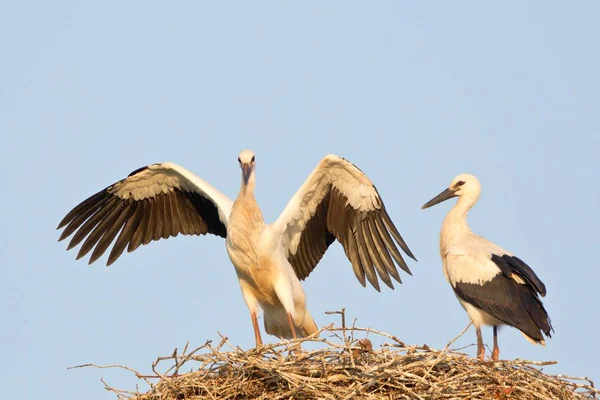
[57,150,416,346]
[421,173,553,361]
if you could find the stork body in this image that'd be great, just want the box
[57,150,416,346]
[224,159,315,344]
[422,174,552,361]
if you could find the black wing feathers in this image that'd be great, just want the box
[57,169,227,266]
[287,191,336,281]
[454,254,553,342]
[491,254,547,297]
[286,186,415,292]
[454,278,553,341]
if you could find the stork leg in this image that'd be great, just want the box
[491,325,500,361]
[238,281,263,347]
[287,313,298,340]
[250,312,263,346]
[286,312,304,356]
[475,326,485,361]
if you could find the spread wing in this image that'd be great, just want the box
[57,162,233,266]
[272,154,416,292]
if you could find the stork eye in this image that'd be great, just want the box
[455,181,465,187]
[251,155,255,162]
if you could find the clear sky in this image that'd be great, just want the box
[2,2,599,399]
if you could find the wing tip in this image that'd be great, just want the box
[57,214,74,231]
[88,250,106,266]
[406,249,418,262]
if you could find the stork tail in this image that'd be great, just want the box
[264,308,319,339]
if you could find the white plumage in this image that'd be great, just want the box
[422,173,553,361]
[57,150,416,346]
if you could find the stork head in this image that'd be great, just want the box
[422,173,481,209]
[237,149,256,185]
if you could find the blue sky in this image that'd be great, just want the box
[2,2,599,398]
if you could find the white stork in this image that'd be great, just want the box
[57,150,416,346]
[421,173,553,361]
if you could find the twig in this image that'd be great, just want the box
[443,321,473,352]
[68,363,154,388]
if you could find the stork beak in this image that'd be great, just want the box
[422,188,458,209]
[242,163,252,185]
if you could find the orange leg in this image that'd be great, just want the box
[491,325,500,361]
[476,326,485,361]
[251,312,263,346]
[287,313,298,339]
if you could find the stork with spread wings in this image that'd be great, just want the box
[57,150,417,346]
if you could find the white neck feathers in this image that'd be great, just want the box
[440,195,478,249]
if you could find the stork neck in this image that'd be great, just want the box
[441,195,476,245]
[452,195,477,218]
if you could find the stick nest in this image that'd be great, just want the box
[74,311,598,400]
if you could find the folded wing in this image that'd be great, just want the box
[447,253,553,342]
[491,254,547,297]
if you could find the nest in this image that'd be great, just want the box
[72,311,598,400]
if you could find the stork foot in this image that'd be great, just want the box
[477,348,485,361]
[491,347,500,361]
[475,326,485,361]
[491,325,500,361]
